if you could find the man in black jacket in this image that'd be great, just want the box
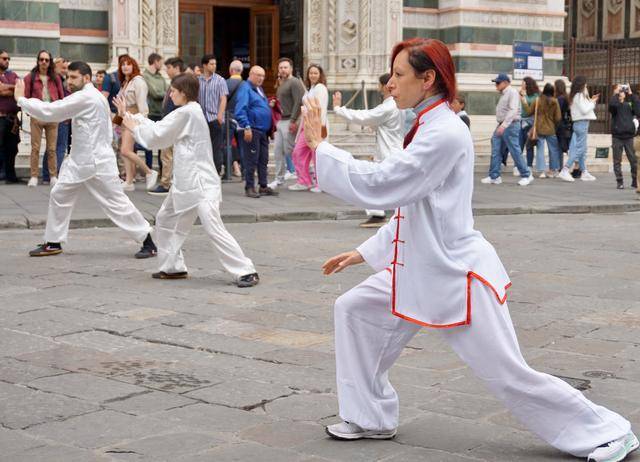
[609,84,639,189]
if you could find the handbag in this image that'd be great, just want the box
[526,98,539,149]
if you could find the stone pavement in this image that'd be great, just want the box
[1,213,639,461]
[1,172,640,230]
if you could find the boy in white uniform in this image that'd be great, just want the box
[118,74,259,288]
[332,73,404,228]
[302,38,637,462]
[15,61,157,259]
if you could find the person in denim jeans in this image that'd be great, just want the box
[518,77,539,172]
[523,83,562,177]
[482,73,532,186]
[559,76,599,182]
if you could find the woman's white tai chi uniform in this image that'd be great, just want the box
[315,95,631,458]
[17,84,152,244]
[132,101,256,280]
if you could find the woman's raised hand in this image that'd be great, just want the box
[302,96,324,150]
[122,113,140,131]
[113,94,127,117]
[322,250,365,275]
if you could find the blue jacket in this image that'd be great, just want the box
[234,81,272,133]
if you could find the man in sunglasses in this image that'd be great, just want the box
[0,49,21,183]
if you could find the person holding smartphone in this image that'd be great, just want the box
[558,76,599,182]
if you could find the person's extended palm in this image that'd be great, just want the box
[302,97,323,150]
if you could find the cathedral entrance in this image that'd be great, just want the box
[178,0,281,93]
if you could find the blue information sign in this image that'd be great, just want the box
[513,41,544,80]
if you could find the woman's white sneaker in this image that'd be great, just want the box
[518,175,534,186]
[558,168,575,182]
[288,183,309,191]
[587,431,639,462]
[480,176,502,184]
[581,171,597,181]
[325,421,397,441]
[27,177,38,187]
[146,170,159,190]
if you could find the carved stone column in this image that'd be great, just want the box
[156,0,179,59]
[110,0,142,68]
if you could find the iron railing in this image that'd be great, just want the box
[565,37,640,133]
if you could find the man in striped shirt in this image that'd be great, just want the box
[198,54,228,174]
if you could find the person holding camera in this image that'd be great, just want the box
[609,83,639,190]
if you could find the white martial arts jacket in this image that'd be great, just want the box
[133,101,221,212]
[18,84,118,184]
[316,98,511,328]
[334,96,404,161]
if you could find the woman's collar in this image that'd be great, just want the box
[413,93,444,116]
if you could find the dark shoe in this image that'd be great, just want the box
[617,183,625,190]
[135,234,157,259]
[29,242,62,257]
[6,178,25,184]
[245,187,260,198]
[632,180,637,189]
[237,272,259,288]
[359,216,387,228]
[152,271,188,279]
[258,186,279,196]
[148,185,170,196]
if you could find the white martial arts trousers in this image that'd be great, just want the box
[44,175,151,243]
[334,270,631,458]
[154,195,255,279]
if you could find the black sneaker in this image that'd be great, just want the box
[245,187,260,198]
[237,272,259,288]
[152,271,188,279]
[359,216,387,228]
[135,234,157,259]
[258,186,279,196]
[617,183,625,190]
[148,185,170,196]
[29,242,62,257]
[632,180,638,189]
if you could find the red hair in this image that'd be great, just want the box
[117,54,142,85]
[390,38,457,104]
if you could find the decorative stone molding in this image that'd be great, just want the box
[359,0,370,54]
[603,0,625,39]
[404,8,564,31]
[631,0,640,38]
[60,0,109,10]
[577,0,598,40]
[157,0,178,56]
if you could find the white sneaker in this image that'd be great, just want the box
[288,183,309,191]
[27,177,38,187]
[267,180,283,189]
[310,186,322,193]
[518,175,534,186]
[284,171,297,181]
[587,431,638,462]
[558,168,575,182]
[122,182,135,192]
[513,167,520,177]
[539,172,547,179]
[551,170,560,178]
[50,177,58,186]
[146,170,158,190]
[325,421,397,441]
[581,171,597,181]
[480,176,502,184]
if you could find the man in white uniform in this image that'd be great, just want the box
[15,61,157,259]
[333,73,404,228]
[301,38,637,462]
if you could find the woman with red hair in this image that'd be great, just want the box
[116,55,158,191]
[302,38,636,462]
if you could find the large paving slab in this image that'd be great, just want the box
[0,214,639,461]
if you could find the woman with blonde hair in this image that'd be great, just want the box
[288,64,328,192]
[115,55,158,191]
